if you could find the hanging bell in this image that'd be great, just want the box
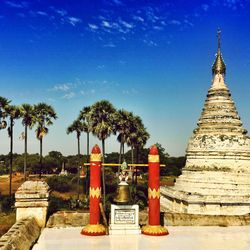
[113,182,131,204]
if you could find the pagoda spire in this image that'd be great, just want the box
[212,29,226,75]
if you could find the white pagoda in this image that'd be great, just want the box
[161,31,250,215]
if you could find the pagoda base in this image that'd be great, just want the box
[160,170,250,215]
[161,187,250,215]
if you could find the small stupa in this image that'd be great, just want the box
[161,30,250,215]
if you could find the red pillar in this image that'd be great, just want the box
[142,145,169,236]
[81,145,106,236]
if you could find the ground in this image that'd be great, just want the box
[32,226,250,250]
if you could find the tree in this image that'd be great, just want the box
[20,104,35,180]
[34,103,57,178]
[0,96,10,130]
[67,119,84,201]
[126,115,149,164]
[115,109,134,165]
[90,100,117,209]
[125,115,149,185]
[5,105,21,200]
[78,106,92,163]
[78,106,92,196]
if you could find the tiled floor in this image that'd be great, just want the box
[33,226,250,250]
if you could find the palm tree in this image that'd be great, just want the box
[90,100,116,209]
[34,103,57,178]
[67,119,84,201]
[5,105,21,200]
[78,106,92,196]
[20,104,35,181]
[0,96,10,130]
[126,115,149,185]
[78,106,92,162]
[115,110,134,165]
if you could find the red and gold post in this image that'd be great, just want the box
[81,145,106,236]
[142,145,169,236]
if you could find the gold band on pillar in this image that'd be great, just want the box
[90,153,102,162]
[148,188,160,199]
[89,187,101,198]
[148,154,160,163]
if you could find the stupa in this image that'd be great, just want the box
[161,30,250,215]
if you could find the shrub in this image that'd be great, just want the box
[47,195,70,218]
[46,176,71,192]
[0,195,15,213]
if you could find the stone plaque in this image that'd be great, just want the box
[114,209,135,224]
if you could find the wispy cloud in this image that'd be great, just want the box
[5,1,28,9]
[36,11,48,16]
[50,83,71,92]
[169,20,181,25]
[201,4,209,11]
[88,23,99,30]
[50,7,68,17]
[67,16,82,26]
[103,42,116,48]
[111,0,123,5]
[119,20,134,29]
[97,64,105,69]
[133,15,144,22]
[143,39,157,47]
[62,92,75,99]
[122,88,138,96]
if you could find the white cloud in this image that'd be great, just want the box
[169,20,181,25]
[5,1,28,9]
[102,20,112,28]
[111,0,123,5]
[68,17,82,26]
[50,83,71,92]
[119,20,134,29]
[62,92,75,99]
[97,65,105,69]
[122,88,138,96]
[143,39,157,47]
[88,23,99,30]
[37,11,48,16]
[133,15,144,22]
[54,8,67,16]
[184,19,194,27]
[201,4,209,11]
[103,43,116,48]
[153,25,163,30]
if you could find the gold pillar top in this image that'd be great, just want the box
[212,29,226,75]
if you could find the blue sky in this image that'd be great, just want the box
[1,0,250,157]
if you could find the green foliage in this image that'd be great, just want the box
[161,156,186,176]
[0,194,15,213]
[105,152,119,164]
[47,176,71,192]
[131,183,148,209]
[47,195,70,218]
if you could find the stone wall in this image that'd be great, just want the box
[15,181,50,228]
[46,211,89,228]
[0,217,41,250]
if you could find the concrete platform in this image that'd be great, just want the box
[33,226,250,250]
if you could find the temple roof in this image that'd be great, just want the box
[212,29,226,75]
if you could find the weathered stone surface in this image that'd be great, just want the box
[164,212,250,226]
[161,40,250,215]
[15,181,50,227]
[46,211,89,228]
[0,217,41,250]
[46,210,150,228]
